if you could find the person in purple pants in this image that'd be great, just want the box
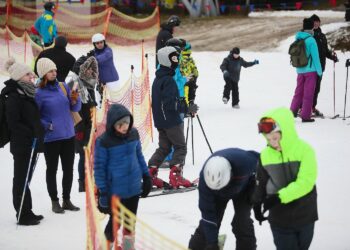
[290,18,322,123]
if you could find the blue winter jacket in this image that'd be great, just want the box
[34,10,57,44]
[35,81,81,142]
[156,62,187,98]
[94,46,119,83]
[94,104,149,199]
[198,148,259,244]
[295,31,322,76]
[151,66,185,129]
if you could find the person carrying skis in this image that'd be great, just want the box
[94,104,152,244]
[188,148,259,250]
[155,15,181,67]
[2,58,44,225]
[252,107,318,250]
[309,14,339,117]
[220,47,258,109]
[148,46,198,189]
[34,2,57,47]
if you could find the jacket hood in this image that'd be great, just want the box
[106,104,133,135]
[1,79,19,95]
[260,107,298,152]
[155,65,175,78]
[79,57,99,84]
[295,31,312,40]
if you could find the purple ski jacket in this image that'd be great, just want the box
[35,81,81,142]
[94,46,119,83]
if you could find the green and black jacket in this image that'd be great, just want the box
[254,107,318,227]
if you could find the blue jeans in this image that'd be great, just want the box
[78,152,85,182]
[271,223,315,250]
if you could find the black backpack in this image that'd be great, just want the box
[0,93,10,148]
[288,37,311,67]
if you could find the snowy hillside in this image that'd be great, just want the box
[1,12,350,250]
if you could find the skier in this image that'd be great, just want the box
[34,1,57,47]
[35,58,81,213]
[290,18,322,122]
[148,46,198,189]
[155,15,181,67]
[309,14,339,117]
[2,58,44,225]
[220,47,258,109]
[89,33,119,94]
[188,148,259,250]
[253,107,318,250]
[94,104,152,244]
[34,36,76,82]
[68,57,98,192]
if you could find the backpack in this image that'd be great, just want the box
[72,55,88,75]
[0,93,10,148]
[288,37,311,67]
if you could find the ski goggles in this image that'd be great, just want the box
[258,118,277,134]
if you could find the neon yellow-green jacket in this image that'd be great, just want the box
[255,107,318,227]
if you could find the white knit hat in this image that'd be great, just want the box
[36,58,57,78]
[4,57,33,81]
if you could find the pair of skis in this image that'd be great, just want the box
[145,178,199,198]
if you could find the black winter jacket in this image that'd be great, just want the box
[155,23,173,67]
[313,27,334,72]
[220,53,255,83]
[34,46,76,82]
[151,66,184,129]
[1,79,44,154]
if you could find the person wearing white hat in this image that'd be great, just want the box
[35,57,82,214]
[1,58,44,225]
[188,148,259,250]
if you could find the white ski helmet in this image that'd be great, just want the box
[203,156,231,190]
[92,33,105,43]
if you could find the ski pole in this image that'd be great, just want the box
[17,138,37,227]
[191,116,194,165]
[185,117,190,146]
[28,152,40,187]
[343,63,349,120]
[196,115,213,154]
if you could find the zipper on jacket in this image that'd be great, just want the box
[161,102,167,120]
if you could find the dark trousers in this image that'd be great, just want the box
[189,193,256,250]
[148,123,187,167]
[12,150,38,218]
[223,76,239,106]
[104,195,140,242]
[312,75,322,109]
[44,137,75,201]
[271,223,315,250]
[78,151,85,183]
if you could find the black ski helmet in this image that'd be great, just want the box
[167,15,181,27]
[165,38,186,52]
[44,2,55,11]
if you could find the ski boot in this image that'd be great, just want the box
[169,165,193,189]
[149,166,170,189]
[312,108,324,118]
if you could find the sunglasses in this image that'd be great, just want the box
[258,119,277,134]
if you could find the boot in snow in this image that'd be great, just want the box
[62,200,80,211]
[17,212,40,226]
[149,167,169,189]
[169,165,193,189]
[52,200,65,214]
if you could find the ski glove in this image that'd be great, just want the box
[263,194,281,212]
[254,59,259,65]
[204,244,220,250]
[253,203,268,225]
[188,103,199,114]
[223,70,230,79]
[141,174,152,198]
[87,50,95,58]
[98,193,110,214]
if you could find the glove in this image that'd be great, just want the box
[204,244,220,250]
[254,59,259,65]
[253,203,268,225]
[87,50,95,57]
[263,194,281,212]
[223,70,230,79]
[188,103,199,114]
[70,90,79,103]
[141,174,152,198]
[97,193,110,214]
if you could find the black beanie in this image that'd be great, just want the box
[54,36,67,48]
[310,14,321,22]
[231,47,240,55]
[303,18,314,30]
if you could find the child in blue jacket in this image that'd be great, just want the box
[94,104,152,243]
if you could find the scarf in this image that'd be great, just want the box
[17,81,36,98]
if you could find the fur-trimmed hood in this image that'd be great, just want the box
[79,56,99,87]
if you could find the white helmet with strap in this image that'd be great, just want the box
[92,33,105,43]
[203,156,231,190]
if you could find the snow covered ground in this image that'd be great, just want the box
[1,11,350,250]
